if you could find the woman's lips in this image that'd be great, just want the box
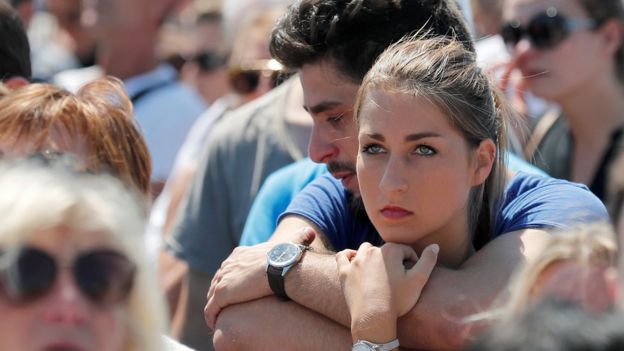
[380,205,413,219]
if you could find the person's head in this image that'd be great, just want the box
[502,0,624,101]
[0,1,31,81]
[353,37,506,263]
[502,223,617,317]
[0,77,152,196]
[466,298,624,351]
[228,9,289,103]
[0,161,167,351]
[270,0,474,194]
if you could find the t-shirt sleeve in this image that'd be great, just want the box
[239,169,293,246]
[495,173,609,235]
[278,174,352,250]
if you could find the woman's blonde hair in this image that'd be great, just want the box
[0,161,167,351]
[501,223,617,318]
[0,77,152,196]
[354,36,510,248]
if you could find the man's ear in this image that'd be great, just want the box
[3,76,29,90]
[471,139,496,187]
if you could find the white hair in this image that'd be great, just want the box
[0,161,168,351]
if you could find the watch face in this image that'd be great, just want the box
[267,243,301,267]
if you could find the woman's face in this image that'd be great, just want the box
[0,226,128,351]
[356,90,488,253]
[503,0,607,101]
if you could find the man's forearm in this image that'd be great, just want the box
[397,229,551,350]
[285,251,352,326]
[214,296,352,351]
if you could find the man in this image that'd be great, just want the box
[206,0,607,350]
[0,1,30,88]
[53,0,206,193]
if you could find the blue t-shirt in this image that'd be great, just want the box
[279,172,608,251]
[240,158,327,246]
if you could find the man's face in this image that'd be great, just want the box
[299,60,360,194]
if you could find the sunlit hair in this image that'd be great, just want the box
[0,161,167,351]
[499,223,616,319]
[0,77,151,196]
[354,36,509,247]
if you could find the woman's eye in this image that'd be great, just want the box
[414,145,435,156]
[362,144,385,154]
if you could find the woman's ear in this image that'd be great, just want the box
[597,18,623,58]
[471,139,496,187]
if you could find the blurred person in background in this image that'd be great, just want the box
[0,161,168,351]
[53,0,207,196]
[0,77,152,198]
[0,1,31,87]
[27,0,96,81]
[157,1,309,348]
[503,0,624,203]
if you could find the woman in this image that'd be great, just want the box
[0,77,152,197]
[0,161,167,350]
[335,37,605,349]
[503,0,624,202]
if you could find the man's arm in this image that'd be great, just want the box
[273,228,551,349]
[213,296,351,351]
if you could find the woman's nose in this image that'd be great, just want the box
[40,270,89,325]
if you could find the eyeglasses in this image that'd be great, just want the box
[0,247,136,305]
[195,50,228,72]
[501,7,596,50]
[229,59,292,95]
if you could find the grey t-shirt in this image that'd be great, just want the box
[166,78,304,274]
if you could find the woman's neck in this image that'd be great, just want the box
[412,209,474,269]
[558,75,624,144]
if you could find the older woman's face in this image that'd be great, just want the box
[0,226,128,351]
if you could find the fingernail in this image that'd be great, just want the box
[429,244,440,255]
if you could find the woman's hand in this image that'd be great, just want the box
[336,242,439,342]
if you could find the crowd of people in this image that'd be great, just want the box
[0,0,623,350]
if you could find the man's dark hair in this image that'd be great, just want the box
[466,298,624,351]
[270,0,473,82]
[0,1,31,80]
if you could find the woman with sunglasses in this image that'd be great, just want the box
[501,0,624,202]
[334,36,608,350]
[0,161,168,351]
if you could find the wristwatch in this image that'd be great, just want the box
[265,242,308,300]
[352,339,400,351]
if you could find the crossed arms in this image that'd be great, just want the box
[205,214,550,350]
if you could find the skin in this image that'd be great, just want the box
[0,226,127,351]
[207,61,552,350]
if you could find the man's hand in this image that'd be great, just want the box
[204,227,316,329]
[336,242,438,341]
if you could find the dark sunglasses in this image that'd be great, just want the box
[0,247,135,305]
[501,7,596,50]
[195,50,228,72]
[229,59,292,95]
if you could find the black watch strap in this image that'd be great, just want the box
[267,265,290,300]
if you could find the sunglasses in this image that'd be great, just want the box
[229,59,292,95]
[0,247,135,305]
[501,7,596,50]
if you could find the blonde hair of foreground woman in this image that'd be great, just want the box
[468,223,618,323]
[0,161,167,351]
